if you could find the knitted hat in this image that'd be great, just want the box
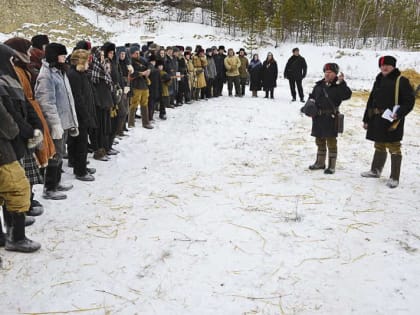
[31,34,49,50]
[323,63,339,74]
[45,43,67,63]
[4,37,32,63]
[378,55,396,68]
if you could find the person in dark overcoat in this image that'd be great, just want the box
[284,47,307,102]
[213,45,226,97]
[307,63,352,174]
[261,52,278,99]
[361,56,415,188]
[248,54,262,97]
[67,49,97,181]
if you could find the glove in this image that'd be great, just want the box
[27,129,44,149]
[50,124,64,140]
[123,86,130,94]
[69,127,79,137]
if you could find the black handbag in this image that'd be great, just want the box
[300,99,317,117]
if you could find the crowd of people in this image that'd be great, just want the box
[0,34,415,254]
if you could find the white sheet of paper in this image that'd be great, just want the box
[382,105,400,122]
[382,109,394,122]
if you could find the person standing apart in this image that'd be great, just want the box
[361,56,415,188]
[284,47,307,102]
[307,63,352,174]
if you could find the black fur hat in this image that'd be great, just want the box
[378,55,396,68]
[102,42,116,57]
[45,43,67,63]
[31,34,49,50]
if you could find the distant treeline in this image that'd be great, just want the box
[162,0,419,50]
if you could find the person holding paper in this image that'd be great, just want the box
[361,56,415,188]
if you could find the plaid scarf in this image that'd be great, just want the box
[88,51,113,91]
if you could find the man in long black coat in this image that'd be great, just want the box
[361,56,415,188]
[213,46,226,97]
[308,63,352,174]
[284,48,307,102]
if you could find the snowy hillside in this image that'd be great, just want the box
[1,4,420,315]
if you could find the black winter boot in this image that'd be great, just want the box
[5,211,41,253]
[27,191,44,216]
[386,154,402,188]
[309,151,326,170]
[324,156,337,174]
[43,158,67,200]
[361,150,387,178]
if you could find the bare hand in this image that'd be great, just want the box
[363,123,368,130]
[338,72,344,82]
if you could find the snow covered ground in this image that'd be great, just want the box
[1,5,420,315]
[1,79,419,314]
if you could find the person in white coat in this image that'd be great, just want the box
[35,43,78,200]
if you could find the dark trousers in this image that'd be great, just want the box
[205,78,215,98]
[265,88,274,98]
[160,96,168,116]
[288,78,304,100]
[67,127,88,176]
[176,77,187,104]
[214,75,224,96]
[227,76,240,96]
[240,77,247,96]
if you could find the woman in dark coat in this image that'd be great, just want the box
[67,49,97,181]
[308,63,352,174]
[248,54,262,97]
[88,48,114,161]
[261,52,278,99]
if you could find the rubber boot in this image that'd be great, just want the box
[128,107,136,127]
[43,158,67,200]
[309,151,326,170]
[56,160,73,192]
[324,156,337,174]
[361,150,387,178]
[386,154,402,188]
[4,211,41,253]
[140,106,153,129]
